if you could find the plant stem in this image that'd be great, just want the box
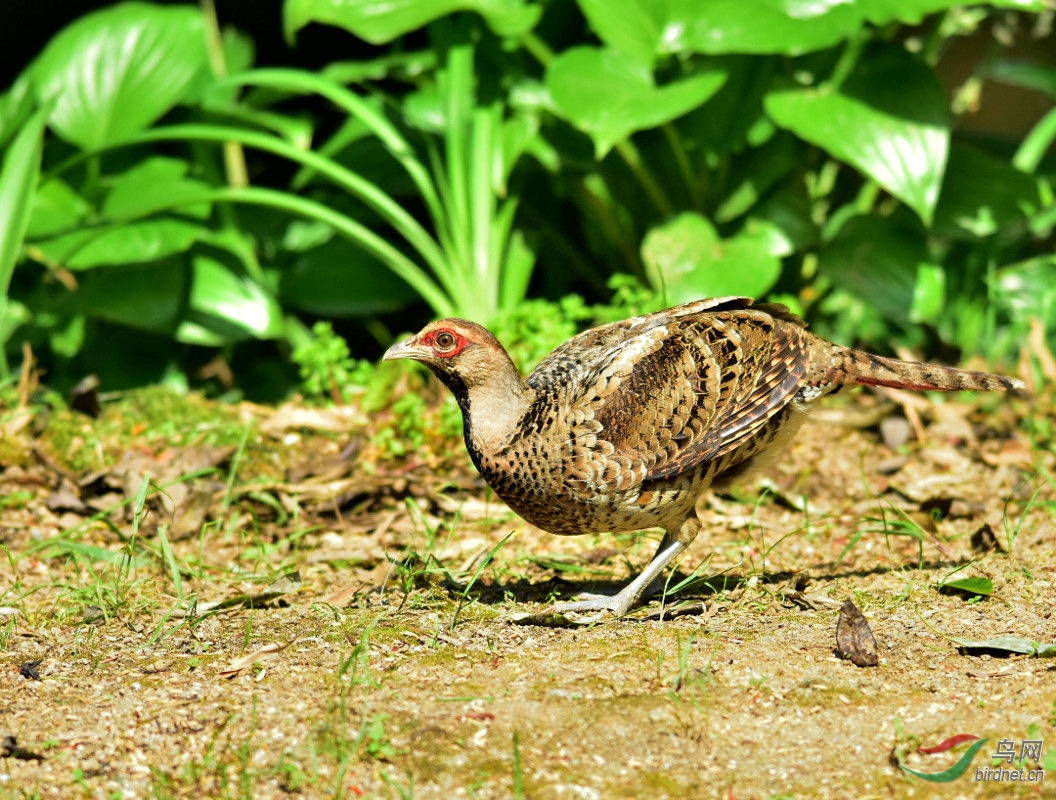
[615,139,674,219]
[662,122,702,213]
[199,0,249,188]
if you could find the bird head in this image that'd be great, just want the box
[383,319,517,391]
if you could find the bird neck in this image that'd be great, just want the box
[430,360,533,453]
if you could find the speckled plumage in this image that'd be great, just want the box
[384,297,1022,619]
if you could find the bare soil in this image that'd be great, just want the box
[1,383,1054,800]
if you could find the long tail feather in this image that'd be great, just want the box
[838,348,1023,392]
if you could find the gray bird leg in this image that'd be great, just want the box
[551,516,700,622]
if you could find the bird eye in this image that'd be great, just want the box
[434,331,457,351]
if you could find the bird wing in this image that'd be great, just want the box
[543,303,810,488]
[645,309,810,480]
[527,297,753,394]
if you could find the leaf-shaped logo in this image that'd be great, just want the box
[902,736,989,782]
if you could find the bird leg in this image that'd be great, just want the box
[551,516,701,621]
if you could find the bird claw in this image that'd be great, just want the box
[549,592,635,623]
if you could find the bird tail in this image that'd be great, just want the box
[834,347,1023,392]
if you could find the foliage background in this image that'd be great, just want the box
[1,0,1054,402]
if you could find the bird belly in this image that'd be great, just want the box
[475,455,703,536]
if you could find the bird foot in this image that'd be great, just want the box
[549,591,636,624]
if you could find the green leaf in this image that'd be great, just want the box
[33,157,214,269]
[281,238,417,316]
[991,257,1056,329]
[910,263,945,325]
[0,77,35,149]
[715,134,803,223]
[575,0,664,67]
[28,3,208,150]
[26,179,91,239]
[817,214,926,324]
[103,157,212,220]
[37,218,208,271]
[765,44,949,224]
[951,636,1056,657]
[667,0,863,56]
[642,212,782,303]
[859,0,964,25]
[547,47,726,157]
[72,260,186,335]
[178,255,283,345]
[938,577,994,597]
[284,0,540,45]
[0,105,48,362]
[933,144,1040,239]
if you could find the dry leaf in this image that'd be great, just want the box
[836,598,879,667]
[219,640,296,678]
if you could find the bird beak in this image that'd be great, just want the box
[383,336,425,362]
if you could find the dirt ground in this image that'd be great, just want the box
[1,380,1054,799]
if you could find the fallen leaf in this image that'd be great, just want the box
[835,598,879,667]
[219,639,296,678]
[938,577,994,598]
[951,636,1056,657]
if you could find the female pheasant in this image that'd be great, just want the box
[384,297,1021,620]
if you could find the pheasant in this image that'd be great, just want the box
[384,297,1022,620]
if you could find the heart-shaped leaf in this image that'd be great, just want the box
[284,0,540,45]
[765,44,949,224]
[817,214,926,323]
[933,143,1040,239]
[178,255,284,345]
[642,212,782,303]
[665,0,862,56]
[547,47,726,157]
[281,237,417,316]
[72,260,186,335]
[575,0,665,67]
[29,3,209,150]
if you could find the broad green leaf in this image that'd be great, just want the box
[178,255,283,345]
[0,77,35,149]
[36,219,207,270]
[29,3,208,150]
[952,636,1056,656]
[689,55,779,158]
[817,214,925,323]
[667,0,862,56]
[938,576,994,597]
[910,263,945,324]
[34,157,213,269]
[0,105,48,357]
[715,134,803,223]
[985,59,1056,99]
[281,238,417,316]
[284,0,540,45]
[933,144,1040,239]
[751,179,819,254]
[547,47,726,157]
[0,300,30,344]
[858,0,964,25]
[103,157,212,219]
[72,260,186,335]
[642,212,782,303]
[26,179,91,238]
[991,257,1056,328]
[766,44,949,225]
[575,0,664,67]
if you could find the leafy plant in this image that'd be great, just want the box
[3,0,1053,395]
